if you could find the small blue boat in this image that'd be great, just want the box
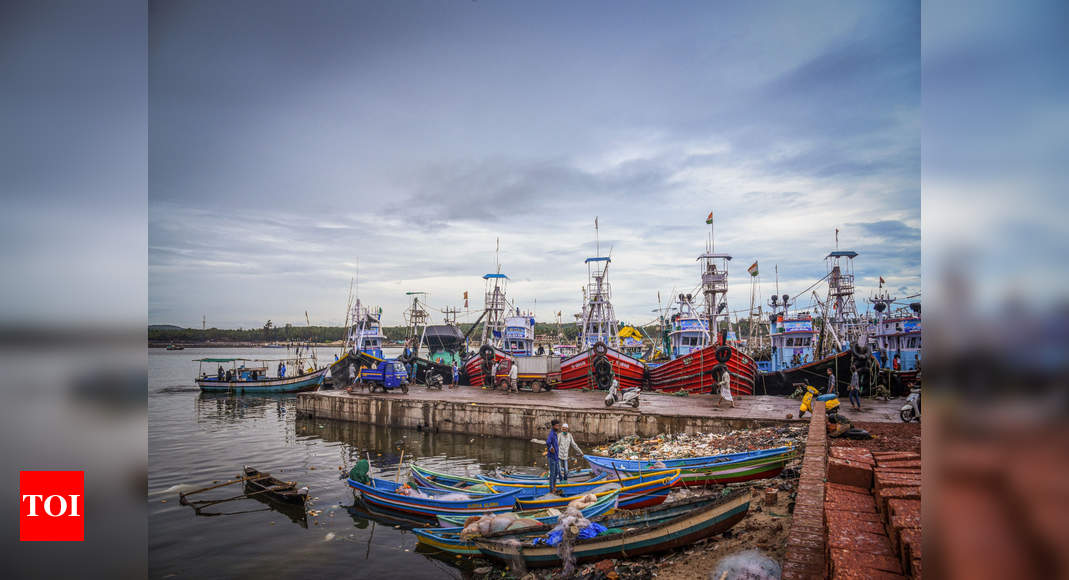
[195,358,328,393]
[347,477,522,519]
[414,490,621,555]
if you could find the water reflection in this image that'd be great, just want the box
[195,391,293,423]
[296,415,545,475]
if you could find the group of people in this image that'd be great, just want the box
[543,419,584,494]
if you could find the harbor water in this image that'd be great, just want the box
[149,347,545,578]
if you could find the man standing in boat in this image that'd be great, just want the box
[557,424,584,481]
[544,419,561,493]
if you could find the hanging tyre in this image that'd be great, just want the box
[715,346,732,363]
[593,342,608,356]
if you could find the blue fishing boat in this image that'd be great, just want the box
[195,358,327,393]
[415,491,621,555]
[512,470,680,510]
[347,477,522,519]
[434,488,619,527]
[584,446,795,486]
[474,492,750,568]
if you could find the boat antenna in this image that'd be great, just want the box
[594,216,600,256]
[835,227,839,250]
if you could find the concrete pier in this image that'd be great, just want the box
[296,386,902,444]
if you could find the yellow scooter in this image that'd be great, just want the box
[798,384,840,417]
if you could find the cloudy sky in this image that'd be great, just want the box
[149,0,919,329]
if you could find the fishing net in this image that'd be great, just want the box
[349,459,370,484]
[460,513,542,539]
[709,549,781,580]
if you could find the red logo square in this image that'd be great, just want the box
[20,471,84,541]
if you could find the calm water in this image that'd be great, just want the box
[149,347,544,579]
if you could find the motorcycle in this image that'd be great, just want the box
[900,386,921,422]
[604,378,640,409]
[798,384,840,418]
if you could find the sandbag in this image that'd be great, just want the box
[567,493,598,511]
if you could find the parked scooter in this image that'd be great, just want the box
[604,378,640,409]
[900,385,921,422]
[798,384,840,418]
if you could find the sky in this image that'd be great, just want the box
[148,0,920,329]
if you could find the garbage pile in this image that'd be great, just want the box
[590,426,808,460]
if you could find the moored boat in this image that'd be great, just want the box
[584,446,796,486]
[473,491,750,568]
[513,470,680,510]
[434,489,619,527]
[647,221,757,395]
[415,491,621,555]
[241,465,308,505]
[195,358,328,393]
[347,477,522,519]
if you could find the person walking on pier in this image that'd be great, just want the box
[825,367,837,395]
[716,369,735,408]
[451,361,459,389]
[848,367,862,411]
[508,361,519,393]
[557,424,584,481]
[544,419,561,493]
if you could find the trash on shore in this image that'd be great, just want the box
[590,425,807,460]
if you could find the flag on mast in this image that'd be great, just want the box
[705,211,714,224]
[748,261,759,277]
[879,276,885,287]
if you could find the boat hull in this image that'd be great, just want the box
[196,368,328,393]
[558,347,646,390]
[647,344,756,396]
[756,349,857,395]
[462,347,511,387]
[475,492,750,568]
[347,478,521,519]
[585,446,796,487]
[512,471,679,511]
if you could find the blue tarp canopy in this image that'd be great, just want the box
[585,257,611,263]
[826,251,858,258]
[483,273,509,279]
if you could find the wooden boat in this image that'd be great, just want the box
[347,477,522,519]
[474,491,750,567]
[645,246,757,395]
[435,488,620,527]
[195,358,328,393]
[410,464,601,493]
[477,469,672,500]
[558,344,647,391]
[241,466,308,505]
[415,491,621,555]
[513,470,680,510]
[584,446,796,486]
[557,244,647,391]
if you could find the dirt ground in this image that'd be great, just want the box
[829,420,921,454]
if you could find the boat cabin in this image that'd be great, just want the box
[870,313,921,371]
[503,311,536,356]
[667,294,710,358]
[768,314,817,372]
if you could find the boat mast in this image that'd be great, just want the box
[479,239,510,347]
[699,214,731,346]
[581,218,619,349]
[404,292,429,354]
[824,230,860,348]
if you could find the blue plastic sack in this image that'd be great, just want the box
[577,522,607,540]
[532,523,607,546]
[816,393,838,401]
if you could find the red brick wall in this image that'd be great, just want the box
[782,405,828,579]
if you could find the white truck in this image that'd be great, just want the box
[490,355,561,392]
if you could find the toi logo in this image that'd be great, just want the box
[20,471,84,541]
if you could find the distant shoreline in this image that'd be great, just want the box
[148,341,405,349]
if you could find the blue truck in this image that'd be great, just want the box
[353,353,410,394]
